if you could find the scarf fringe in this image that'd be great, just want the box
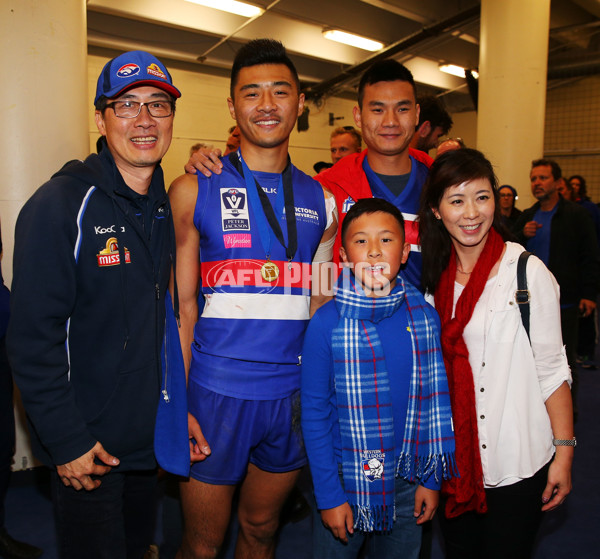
[351,503,394,533]
[395,451,459,483]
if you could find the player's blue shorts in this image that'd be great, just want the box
[188,380,306,484]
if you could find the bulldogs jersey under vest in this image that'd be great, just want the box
[190,157,326,399]
[362,155,428,291]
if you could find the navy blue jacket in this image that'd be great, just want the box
[7,147,173,470]
[514,196,599,306]
[0,227,9,339]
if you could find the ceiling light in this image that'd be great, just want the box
[184,0,264,18]
[439,64,479,79]
[323,29,383,52]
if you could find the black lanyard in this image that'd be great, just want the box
[229,151,298,263]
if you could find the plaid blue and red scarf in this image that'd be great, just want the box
[333,268,456,532]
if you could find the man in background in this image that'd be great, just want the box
[223,125,241,155]
[329,126,362,164]
[312,126,362,175]
[410,94,453,155]
[498,184,522,231]
[190,142,208,156]
[436,137,465,157]
[514,159,599,419]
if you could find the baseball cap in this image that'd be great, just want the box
[95,50,181,105]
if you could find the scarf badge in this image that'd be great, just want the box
[361,450,385,482]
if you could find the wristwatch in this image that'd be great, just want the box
[552,437,577,447]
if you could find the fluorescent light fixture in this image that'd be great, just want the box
[323,29,383,52]
[450,30,479,45]
[184,0,264,18]
[439,64,479,79]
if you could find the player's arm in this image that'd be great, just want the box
[310,187,338,317]
[168,173,210,462]
[169,173,201,372]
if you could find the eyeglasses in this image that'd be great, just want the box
[106,100,174,119]
[499,193,514,198]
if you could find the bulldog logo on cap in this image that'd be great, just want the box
[95,51,181,105]
[117,63,141,78]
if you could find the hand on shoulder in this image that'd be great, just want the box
[184,147,223,177]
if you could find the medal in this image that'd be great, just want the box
[260,260,280,282]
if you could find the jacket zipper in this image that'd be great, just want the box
[162,323,170,402]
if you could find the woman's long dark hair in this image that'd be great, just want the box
[417,148,511,294]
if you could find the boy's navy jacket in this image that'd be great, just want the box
[7,147,173,471]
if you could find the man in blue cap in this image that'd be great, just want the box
[7,51,180,558]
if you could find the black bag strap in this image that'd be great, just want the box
[516,251,532,341]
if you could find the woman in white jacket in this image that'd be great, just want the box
[417,148,574,559]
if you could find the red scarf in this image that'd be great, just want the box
[434,227,504,518]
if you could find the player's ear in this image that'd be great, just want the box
[297,92,305,118]
[227,97,236,120]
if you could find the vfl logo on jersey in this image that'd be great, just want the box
[220,188,250,231]
[342,197,356,214]
[146,63,167,80]
[361,451,385,482]
[116,63,140,78]
[97,237,131,267]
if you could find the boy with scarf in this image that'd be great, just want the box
[301,199,456,558]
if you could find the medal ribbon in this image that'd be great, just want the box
[229,151,298,263]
